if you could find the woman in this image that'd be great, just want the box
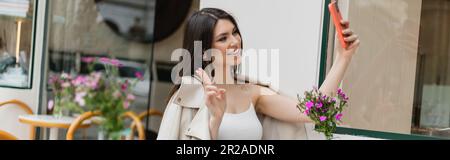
[157,8,360,140]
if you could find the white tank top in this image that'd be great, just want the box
[217,104,263,140]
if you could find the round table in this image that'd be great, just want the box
[19,115,91,140]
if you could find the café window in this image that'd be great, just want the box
[44,0,156,139]
[324,0,450,139]
[0,0,35,89]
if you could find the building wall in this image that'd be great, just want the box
[0,1,47,140]
[200,0,325,98]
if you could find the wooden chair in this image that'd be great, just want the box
[0,130,18,140]
[66,111,145,140]
[0,100,34,140]
[129,108,163,140]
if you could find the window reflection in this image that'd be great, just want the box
[412,0,450,138]
[329,0,450,139]
[0,0,34,88]
[45,0,155,139]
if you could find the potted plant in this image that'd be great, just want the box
[48,57,144,140]
[297,87,349,140]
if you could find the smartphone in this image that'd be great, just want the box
[329,1,349,49]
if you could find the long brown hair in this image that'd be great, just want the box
[166,8,243,103]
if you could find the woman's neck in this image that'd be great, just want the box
[213,65,235,85]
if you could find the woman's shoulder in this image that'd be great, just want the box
[244,84,278,102]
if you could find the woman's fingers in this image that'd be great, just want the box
[205,85,219,92]
[218,89,226,100]
[342,28,353,36]
[340,20,350,28]
[348,39,361,50]
[344,34,358,43]
[196,68,213,86]
[206,91,219,105]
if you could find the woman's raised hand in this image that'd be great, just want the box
[196,68,227,118]
[338,20,361,59]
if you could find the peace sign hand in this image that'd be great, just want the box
[196,68,227,118]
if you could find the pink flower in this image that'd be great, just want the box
[87,81,98,90]
[305,101,314,110]
[61,82,71,88]
[61,73,70,80]
[110,59,122,67]
[75,92,87,107]
[304,109,310,116]
[135,72,144,80]
[316,102,323,108]
[123,101,130,109]
[72,76,87,86]
[81,57,96,63]
[331,98,337,103]
[127,94,136,101]
[338,89,342,94]
[336,114,343,121]
[48,75,58,84]
[113,90,121,98]
[86,72,102,89]
[121,81,128,91]
[99,57,110,64]
[320,116,327,122]
[47,100,54,110]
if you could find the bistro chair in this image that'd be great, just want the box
[129,108,163,140]
[0,100,35,140]
[66,111,145,140]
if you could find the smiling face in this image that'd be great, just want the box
[211,19,243,67]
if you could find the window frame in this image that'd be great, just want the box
[318,0,448,140]
[0,0,38,90]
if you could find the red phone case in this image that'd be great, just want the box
[329,1,348,49]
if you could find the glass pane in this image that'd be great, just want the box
[0,0,35,88]
[412,0,450,138]
[327,0,450,138]
[44,0,155,139]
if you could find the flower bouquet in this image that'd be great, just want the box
[297,87,349,140]
[48,57,144,140]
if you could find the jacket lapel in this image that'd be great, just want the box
[174,76,211,140]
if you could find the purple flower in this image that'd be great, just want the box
[135,72,144,80]
[320,116,327,122]
[316,102,323,108]
[47,100,54,110]
[305,101,314,110]
[121,81,129,91]
[304,109,310,116]
[336,114,343,121]
[338,89,342,94]
[331,98,337,103]
[81,57,96,63]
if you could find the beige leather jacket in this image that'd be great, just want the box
[157,76,309,140]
